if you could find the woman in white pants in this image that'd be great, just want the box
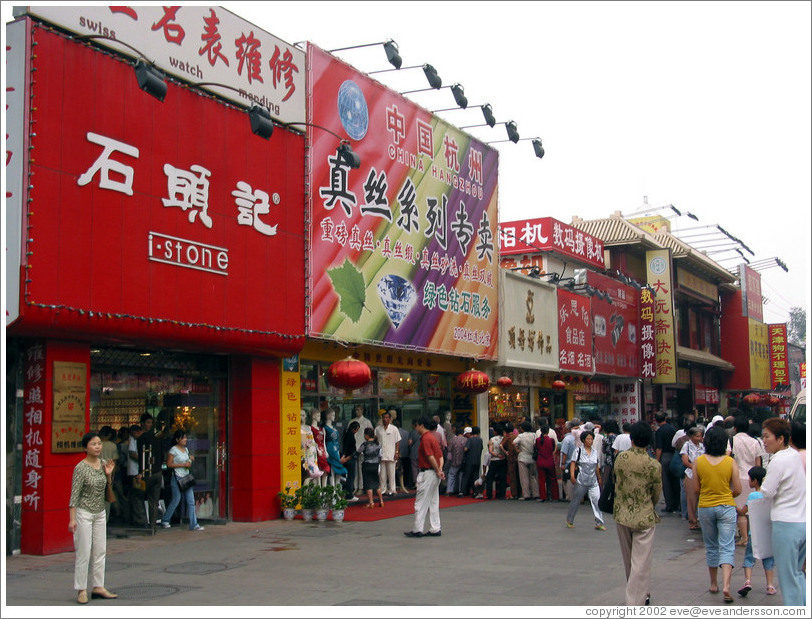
[68,432,118,604]
[566,430,606,530]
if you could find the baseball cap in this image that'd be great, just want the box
[463,426,473,434]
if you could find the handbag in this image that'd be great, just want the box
[177,473,196,492]
[598,472,615,513]
[669,451,687,479]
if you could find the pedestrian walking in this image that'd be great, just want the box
[566,430,606,530]
[613,421,662,606]
[692,424,742,603]
[404,416,445,538]
[68,432,118,604]
[160,430,204,531]
[358,428,384,508]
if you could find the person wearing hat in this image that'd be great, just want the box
[445,425,468,496]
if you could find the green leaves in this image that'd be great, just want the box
[327,258,366,323]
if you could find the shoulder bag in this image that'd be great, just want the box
[177,473,196,492]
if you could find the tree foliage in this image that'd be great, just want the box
[788,306,806,347]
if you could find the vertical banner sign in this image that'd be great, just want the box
[280,355,302,496]
[610,379,641,426]
[767,324,789,388]
[646,250,677,384]
[22,343,46,514]
[740,264,764,321]
[306,45,499,360]
[52,362,88,453]
[639,287,656,380]
[749,320,770,390]
[5,19,27,326]
[557,289,594,374]
[801,362,807,390]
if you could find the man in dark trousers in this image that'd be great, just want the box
[459,426,483,497]
[404,416,445,538]
[653,412,679,513]
[135,413,166,534]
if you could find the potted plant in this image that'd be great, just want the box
[277,486,298,520]
[297,483,320,521]
[331,485,348,522]
[315,485,332,522]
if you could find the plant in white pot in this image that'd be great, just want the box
[277,486,298,520]
[331,485,348,522]
[297,484,320,521]
[315,485,332,522]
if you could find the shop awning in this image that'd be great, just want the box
[677,346,735,371]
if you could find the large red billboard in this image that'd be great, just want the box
[13,25,305,353]
[498,217,605,270]
[306,45,499,359]
[587,272,640,377]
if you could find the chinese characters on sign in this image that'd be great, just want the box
[52,361,88,453]
[639,287,656,380]
[23,344,46,513]
[499,271,558,371]
[646,250,677,384]
[280,357,302,494]
[768,323,789,388]
[557,289,594,374]
[498,217,605,270]
[610,379,640,426]
[24,5,305,124]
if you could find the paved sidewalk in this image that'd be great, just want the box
[3,496,797,613]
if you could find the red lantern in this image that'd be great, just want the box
[456,369,490,394]
[326,357,372,390]
[552,379,567,390]
[496,376,513,388]
[768,396,781,406]
[743,393,760,406]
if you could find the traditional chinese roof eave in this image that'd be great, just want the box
[652,232,738,285]
[570,214,665,250]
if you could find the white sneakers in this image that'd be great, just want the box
[192,525,205,531]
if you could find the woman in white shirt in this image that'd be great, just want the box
[760,417,806,607]
[160,430,204,531]
[680,426,705,531]
[566,431,605,530]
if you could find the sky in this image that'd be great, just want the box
[3,1,811,330]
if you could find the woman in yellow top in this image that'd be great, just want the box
[691,425,742,603]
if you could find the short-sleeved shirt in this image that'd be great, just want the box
[655,423,677,454]
[613,446,663,530]
[357,440,381,464]
[69,460,109,514]
[680,440,705,479]
[418,430,443,470]
[571,447,600,487]
[463,436,483,466]
[374,423,400,461]
[448,434,467,467]
[168,445,192,477]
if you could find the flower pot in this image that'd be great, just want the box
[315,508,329,522]
[332,508,345,522]
[301,508,314,521]
[282,508,296,521]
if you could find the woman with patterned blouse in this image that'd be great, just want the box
[68,432,118,604]
[613,421,662,606]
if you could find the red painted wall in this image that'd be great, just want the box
[721,291,752,390]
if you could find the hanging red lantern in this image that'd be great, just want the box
[768,396,781,406]
[456,369,490,393]
[326,356,372,390]
[743,393,761,406]
[552,379,567,390]
[496,376,513,388]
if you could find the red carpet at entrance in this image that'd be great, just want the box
[341,493,479,522]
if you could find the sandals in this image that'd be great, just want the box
[723,592,734,603]
[364,503,374,509]
[766,585,777,595]
[738,580,752,597]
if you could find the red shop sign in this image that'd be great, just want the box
[557,289,594,375]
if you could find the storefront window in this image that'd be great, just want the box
[89,349,226,521]
[488,386,529,423]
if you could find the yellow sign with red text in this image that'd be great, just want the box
[646,250,677,384]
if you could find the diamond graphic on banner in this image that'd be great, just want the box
[337,80,368,141]
[377,275,416,329]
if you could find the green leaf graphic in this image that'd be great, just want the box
[327,258,367,323]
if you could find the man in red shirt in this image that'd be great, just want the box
[404,416,445,538]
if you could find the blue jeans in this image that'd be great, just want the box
[772,521,806,606]
[679,477,688,519]
[742,534,774,571]
[161,474,199,530]
[698,504,736,567]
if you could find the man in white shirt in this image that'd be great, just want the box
[375,410,401,495]
[612,423,633,454]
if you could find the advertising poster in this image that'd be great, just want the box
[498,217,605,270]
[280,355,302,495]
[646,250,677,384]
[740,264,764,322]
[557,289,594,374]
[639,287,656,380]
[23,27,305,352]
[307,45,498,359]
[610,379,641,425]
[587,271,639,377]
[749,319,771,390]
[52,362,88,453]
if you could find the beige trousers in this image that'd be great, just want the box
[73,507,107,591]
[616,523,655,606]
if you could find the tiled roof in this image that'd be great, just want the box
[571,213,664,249]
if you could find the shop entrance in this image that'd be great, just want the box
[89,348,228,523]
